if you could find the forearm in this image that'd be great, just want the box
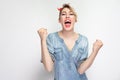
[78,51,98,74]
[41,40,54,72]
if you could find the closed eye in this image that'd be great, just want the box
[61,13,66,16]
[70,13,74,15]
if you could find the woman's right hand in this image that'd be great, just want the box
[37,28,48,40]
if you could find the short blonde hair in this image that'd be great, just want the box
[59,4,77,22]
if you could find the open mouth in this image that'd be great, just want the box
[64,20,71,28]
[64,21,71,24]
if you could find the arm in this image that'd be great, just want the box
[38,28,54,72]
[78,40,103,74]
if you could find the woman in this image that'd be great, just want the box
[38,4,103,80]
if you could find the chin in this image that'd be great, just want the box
[64,26,73,31]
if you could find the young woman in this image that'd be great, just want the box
[38,4,103,80]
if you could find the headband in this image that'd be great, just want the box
[57,8,63,11]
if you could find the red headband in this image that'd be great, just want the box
[57,8,63,11]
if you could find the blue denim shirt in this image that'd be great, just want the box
[47,32,88,80]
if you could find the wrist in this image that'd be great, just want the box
[41,39,46,43]
[92,50,98,55]
[41,37,47,41]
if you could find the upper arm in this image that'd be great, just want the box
[76,36,89,68]
[46,33,55,62]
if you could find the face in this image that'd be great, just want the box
[59,8,76,31]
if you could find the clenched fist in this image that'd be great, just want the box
[37,28,48,40]
[93,40,103,53]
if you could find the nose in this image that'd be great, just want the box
[66,14,70,18]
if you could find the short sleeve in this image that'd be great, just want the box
[46,33,55,61]
[76,37,89,68]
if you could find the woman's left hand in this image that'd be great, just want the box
[93,40,103,53]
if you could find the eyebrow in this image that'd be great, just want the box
[61,11,73,13]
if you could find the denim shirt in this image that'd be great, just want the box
[47,32,88,80]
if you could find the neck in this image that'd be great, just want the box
[60,30,75,38]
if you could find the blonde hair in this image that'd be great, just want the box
[59,4,77,22]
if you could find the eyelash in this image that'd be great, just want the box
[61,13,66,15]
[61,13,74,16]
[70,13,74,15]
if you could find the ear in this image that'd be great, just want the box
[75,18,77,22]
[75,20,77,22]
[58,18,61,23]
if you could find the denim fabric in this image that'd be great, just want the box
[47,32,88,80]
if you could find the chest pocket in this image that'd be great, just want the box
[78,48,84,54]
[54,48,63,61]
[76,48,84,60]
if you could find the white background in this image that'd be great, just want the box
[0,0,120,80]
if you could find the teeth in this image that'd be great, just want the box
[65,20,70,22]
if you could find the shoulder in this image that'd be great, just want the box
[77,34,89,47]
[47,32,58,42]
[79,34,88,42]
[47,32,57,39]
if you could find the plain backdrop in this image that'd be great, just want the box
[0,0,120,80]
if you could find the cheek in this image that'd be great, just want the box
[59,17,65,22]
[60,16,66,19]
[71,18,76,22]
[70,16,75,20]
[72,16,76,20]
